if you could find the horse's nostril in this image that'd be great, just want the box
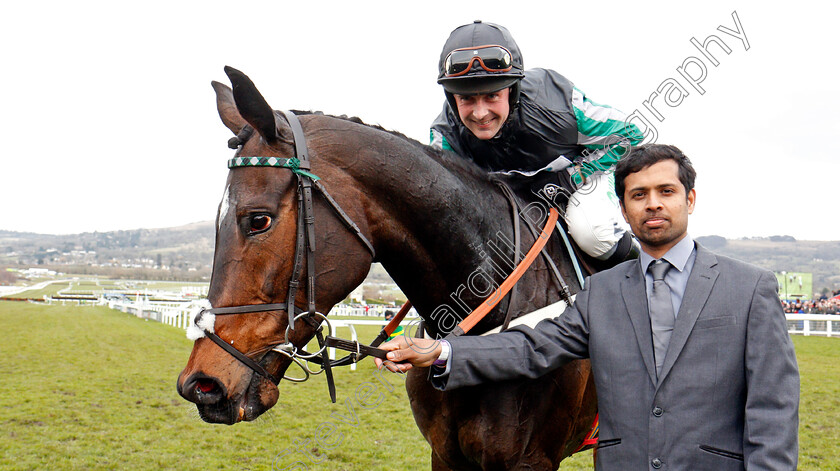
[196,379,217,393]
[179,374,226,405]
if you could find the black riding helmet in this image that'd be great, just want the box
[437,21,525,113]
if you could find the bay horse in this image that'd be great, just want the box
[177,67,597,470]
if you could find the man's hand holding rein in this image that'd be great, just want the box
[375,337,446,373]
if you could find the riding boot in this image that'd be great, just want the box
[600,232,640,268]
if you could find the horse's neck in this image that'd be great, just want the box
[311,116,574,334]
[343,133,522,333]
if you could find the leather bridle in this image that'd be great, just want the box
[193,110,376,398]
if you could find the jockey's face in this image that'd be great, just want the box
[454,88,510,140]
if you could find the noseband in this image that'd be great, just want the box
[193,110,375,397]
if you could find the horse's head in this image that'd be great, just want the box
[177,67,376,424]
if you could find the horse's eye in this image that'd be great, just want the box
[248,214,272,234]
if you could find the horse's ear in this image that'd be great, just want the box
[212,81,247,135]
[224,66,281,144]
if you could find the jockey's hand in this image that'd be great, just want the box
[374,336,442,373]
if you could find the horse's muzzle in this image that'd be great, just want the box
[177,370,278,424]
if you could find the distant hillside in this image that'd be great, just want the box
[2,224,838,294]
[0,222,215,280]
[696,236,840,295]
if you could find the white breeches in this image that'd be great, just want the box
[565,172,629,260]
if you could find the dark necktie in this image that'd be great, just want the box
[649,259,675,377]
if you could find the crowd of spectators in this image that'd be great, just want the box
[782,297,840,314]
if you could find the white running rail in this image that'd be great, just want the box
[786,314,840,337]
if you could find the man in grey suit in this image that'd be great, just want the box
[378,144,800,470]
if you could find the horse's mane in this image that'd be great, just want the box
[291,110,495,186]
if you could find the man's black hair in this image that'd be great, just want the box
[614,144,696,203]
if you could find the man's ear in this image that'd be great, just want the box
[619,200,629,223]
[686,188,696,215]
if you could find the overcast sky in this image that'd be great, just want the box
[2,1,837,240]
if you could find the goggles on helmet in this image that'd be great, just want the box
[443,45,513,77]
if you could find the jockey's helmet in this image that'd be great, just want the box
[437,21,525,112]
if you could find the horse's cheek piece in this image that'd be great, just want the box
[186,300,215,341]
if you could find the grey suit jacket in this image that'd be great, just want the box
[434,244,799,470]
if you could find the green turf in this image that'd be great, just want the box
[792,335,840,469]
[0,301,835,470]
[0,302,429,470]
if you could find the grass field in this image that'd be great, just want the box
[0,302,836,470]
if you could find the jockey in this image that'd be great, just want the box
[430,21,643,267]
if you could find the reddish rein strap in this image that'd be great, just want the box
[377,208,557,341]
[450,208,559,337]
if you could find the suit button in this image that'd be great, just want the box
[652,458,662,468]
[652,406,663,417]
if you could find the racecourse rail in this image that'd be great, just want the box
[14,278,833,338]
[96,297,840,340]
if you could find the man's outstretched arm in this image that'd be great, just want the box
[376,282,593,390]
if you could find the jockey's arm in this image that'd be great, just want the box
[569,87,643,187]
[430,128,454,151]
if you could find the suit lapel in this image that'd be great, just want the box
[658,245,719,381]
[621,260,657,386]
